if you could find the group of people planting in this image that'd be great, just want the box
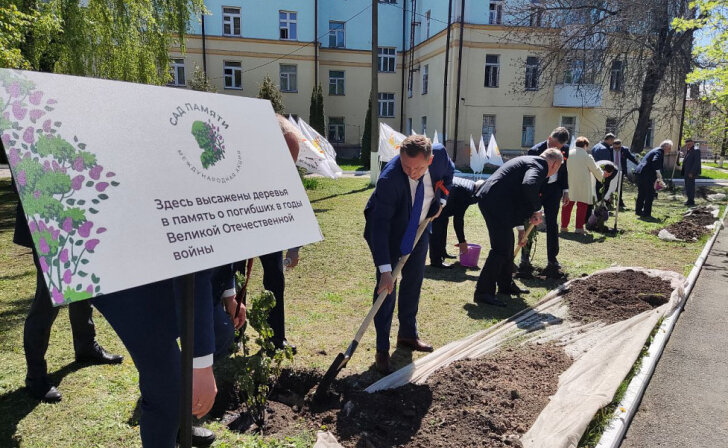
[8,118,699,448]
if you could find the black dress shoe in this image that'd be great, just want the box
[274,339,297,355]
[26,377,62,403]
[473,292,506,307]
[75,343,124,365]
[499,283,530,295]
[177,426,216,447]
[430,261,453,269]
[443,252,457,259]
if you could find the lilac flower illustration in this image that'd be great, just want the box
[42,119,52,133]
[39,237,50,254]
[95,182,109,192]
[29,109,44,122]
[85,239,100,251]
[12,102,27,120]
[1,133,9,145]
[8,82,21,98]
[8,148,20,167]
[29,91,43,105]
[96,227,107,234]
[39,257,49,273]
[59,248,69,263]
[71,175,84,190]
[23,127,35,144]
[73,156,85,172]
[17,170,26,186]
[62,217,73,233]
[78,221,94,238]
[33,190,41,199]
[63,269,72,284]
[51,288,64,304]
[89,165,103,180]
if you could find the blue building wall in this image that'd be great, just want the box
[189,1,495,49]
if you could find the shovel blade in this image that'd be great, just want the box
[314,352,349,400]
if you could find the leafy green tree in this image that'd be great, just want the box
[257,75,285,114]
[188,63,216,92]
[360,94,372,168]
[309,84,325,135]
[1,0,205,85]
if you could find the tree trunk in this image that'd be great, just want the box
[630,62,664,153]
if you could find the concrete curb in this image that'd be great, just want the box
[595,205,728,448]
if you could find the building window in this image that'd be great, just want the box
[561,116,576,138]
[422,64,429,94]
[378,93,395,117]
[529,5,543,27]
[328,117,345,143]
[223,61,242,89]
[407,117,413,134]
[610,60,624,91]
[378,47,396,72]
[484,54,500,88]
[606,117,618,135]
[525,56,539,90]
[378,0,397,3]
[425,10,431,38]
[521,116,535,147]
[279,11,297,40]
[169,59,186,86]
[489,1,503,25]
[280,64,297,92]
[328,70,345,95]
[564,59,584,84]
[645,119,654,147]
[421,116,427,135]
[329,21,345,48]
[482,114,496,143]
[222,7,241,36]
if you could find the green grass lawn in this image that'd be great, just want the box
[702,161,728,170]
[335,159,366,172]
[0,177,724,447]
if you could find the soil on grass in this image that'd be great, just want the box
[563,270,673,325]
[654,206,716,240]
[218,344,572,447]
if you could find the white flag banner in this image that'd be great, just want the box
[411,129,417,136]
[288,114,298,128]
[297,118,342,178]
[469,135,485,174]
[433,130,440,145]
[485,134,504,166]
[378,122,404,163]
[478,135,489,168]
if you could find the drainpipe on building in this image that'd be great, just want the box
[442,0,453,148]
[399,0,407,131]
[452,0,465,164]
[370,0,380,185]
[201,14,207,76]
[315,0,319,87]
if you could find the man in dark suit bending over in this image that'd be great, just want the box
[364,135,454,373]
[474,149,564,306]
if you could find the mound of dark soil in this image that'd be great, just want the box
[683,207,717,227]
[658,221,709,241]
[563,270,673,325]
[220,345,572,447]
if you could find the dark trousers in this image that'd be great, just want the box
[24,253,96,380]
[635,174,656,216]
[92,281,181,448]
[521,185,560,264]
[476,201,514,295]
[684,176,696,204]
[429,214,449,264]
[259,251,286,343]
[373,230,429,352]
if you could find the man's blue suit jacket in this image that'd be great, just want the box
[363,144,454,267]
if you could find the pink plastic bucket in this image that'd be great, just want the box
[459,243,481,267]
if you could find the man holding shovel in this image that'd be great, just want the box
[364,135,454,373]
[474,149,564,306]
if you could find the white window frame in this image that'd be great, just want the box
[484,54,500,88]
[422,64,429,94]
[328,117,345,143]
[329,21,345,48]
[223,61,242,90]
[378,47,396,73]
[378,93,395,118]
[279,64,297,92]
[522,115,535,147]
[222,6,241,37]
[425,10,431,38]
[169,58,186,86]
[560,115,577,138]
[482,114,496,143]
[525,56,539,90]
[279,11,298,41]
[328,70,345,96]
[489,1,503,25]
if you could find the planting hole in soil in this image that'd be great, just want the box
[218,345,571,447]
[563,270,673,324]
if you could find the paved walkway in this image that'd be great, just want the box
[622,216,728,448]
[0,164,9,179]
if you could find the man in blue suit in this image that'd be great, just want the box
[591,133,616,162]
[364,135,454,373]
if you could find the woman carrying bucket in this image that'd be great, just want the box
[429,177,485,268]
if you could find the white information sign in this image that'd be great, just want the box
[0,69,323,306]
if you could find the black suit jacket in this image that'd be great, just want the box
[528,140,569,192]
[478,156,549,227]
[681,148,701,177]
[11,178,33,248]
[443,177,478,243]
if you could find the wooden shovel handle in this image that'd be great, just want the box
[513,223,535,259]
